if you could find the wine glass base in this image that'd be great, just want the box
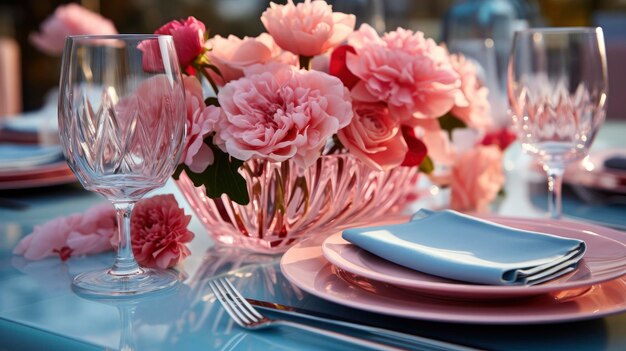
[72,268,179,298]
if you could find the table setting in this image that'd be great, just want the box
[1,1,626,350]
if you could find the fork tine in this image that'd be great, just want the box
[221,278,264,320]
[209,280,250,327]
[217,278,261,322]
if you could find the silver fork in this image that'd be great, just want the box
[209,277,410,351]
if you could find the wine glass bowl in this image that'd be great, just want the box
[58,35,186,297]
[508,28,608,218]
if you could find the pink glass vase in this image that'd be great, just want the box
[176,154,419,254]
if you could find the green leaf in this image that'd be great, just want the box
[418,155,434,174]
[438,113,467,138]
[173,139,250,205]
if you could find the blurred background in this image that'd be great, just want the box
[0,0,625,120]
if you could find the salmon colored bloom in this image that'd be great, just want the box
[261,0,355,57]
[206,33,297,85]
[450,145,504,212]
[30,4,117,55]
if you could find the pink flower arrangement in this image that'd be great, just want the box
[33,0,510,214]
[14,196,194,268]
[131,0,510,211]
[30,4,117,55]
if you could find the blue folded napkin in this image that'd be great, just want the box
[342,209,586,286]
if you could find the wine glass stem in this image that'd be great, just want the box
[546,167,565,219]
[111,202,142,276]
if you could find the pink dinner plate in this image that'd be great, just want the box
[321,216,626,300]
[565,148,626,194]
[281,217,626,324]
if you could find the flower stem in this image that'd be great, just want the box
[299,55,313,70]
[110,202,142,276]
[546,166,565,219]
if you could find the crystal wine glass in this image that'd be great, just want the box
[59,35,186,296]
[508,28,608,218]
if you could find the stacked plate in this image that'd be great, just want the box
[280,216,626,324]
[0,144,75,190]
[566,148,626,197]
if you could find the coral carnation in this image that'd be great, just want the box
[450,145,504,212]
[130,194,194,269]
[206,33,297,85]
[261,0,355,57]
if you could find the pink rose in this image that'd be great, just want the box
[206,33,297,85]
[338,102,407,170]
[346,24,460,123]
[130,194,194,269]
[30,4,117,55]
[181,76,219,173]
[215,64,353,167]
[155,17,206,69]
[450,54,492,129]
[261,0,356,57]
[13,203,115,261]
[450,145,504,212]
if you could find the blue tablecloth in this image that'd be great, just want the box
[1,122,626,351]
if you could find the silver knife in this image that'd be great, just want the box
[246,298,478,351]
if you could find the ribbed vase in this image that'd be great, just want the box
[176,154,419,254]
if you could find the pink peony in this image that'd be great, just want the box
[450,54,492,129]
[261,0,355,57]
[338,102,407,170]
[155,16,206,69]
[214,64,352,167]
[181,76,219,173]
[346,24,461,123]
[29,4,117,55]
[206,33,297,85]
[450,145,504,212]
[130,194,194,269]
[13,203,115,261]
